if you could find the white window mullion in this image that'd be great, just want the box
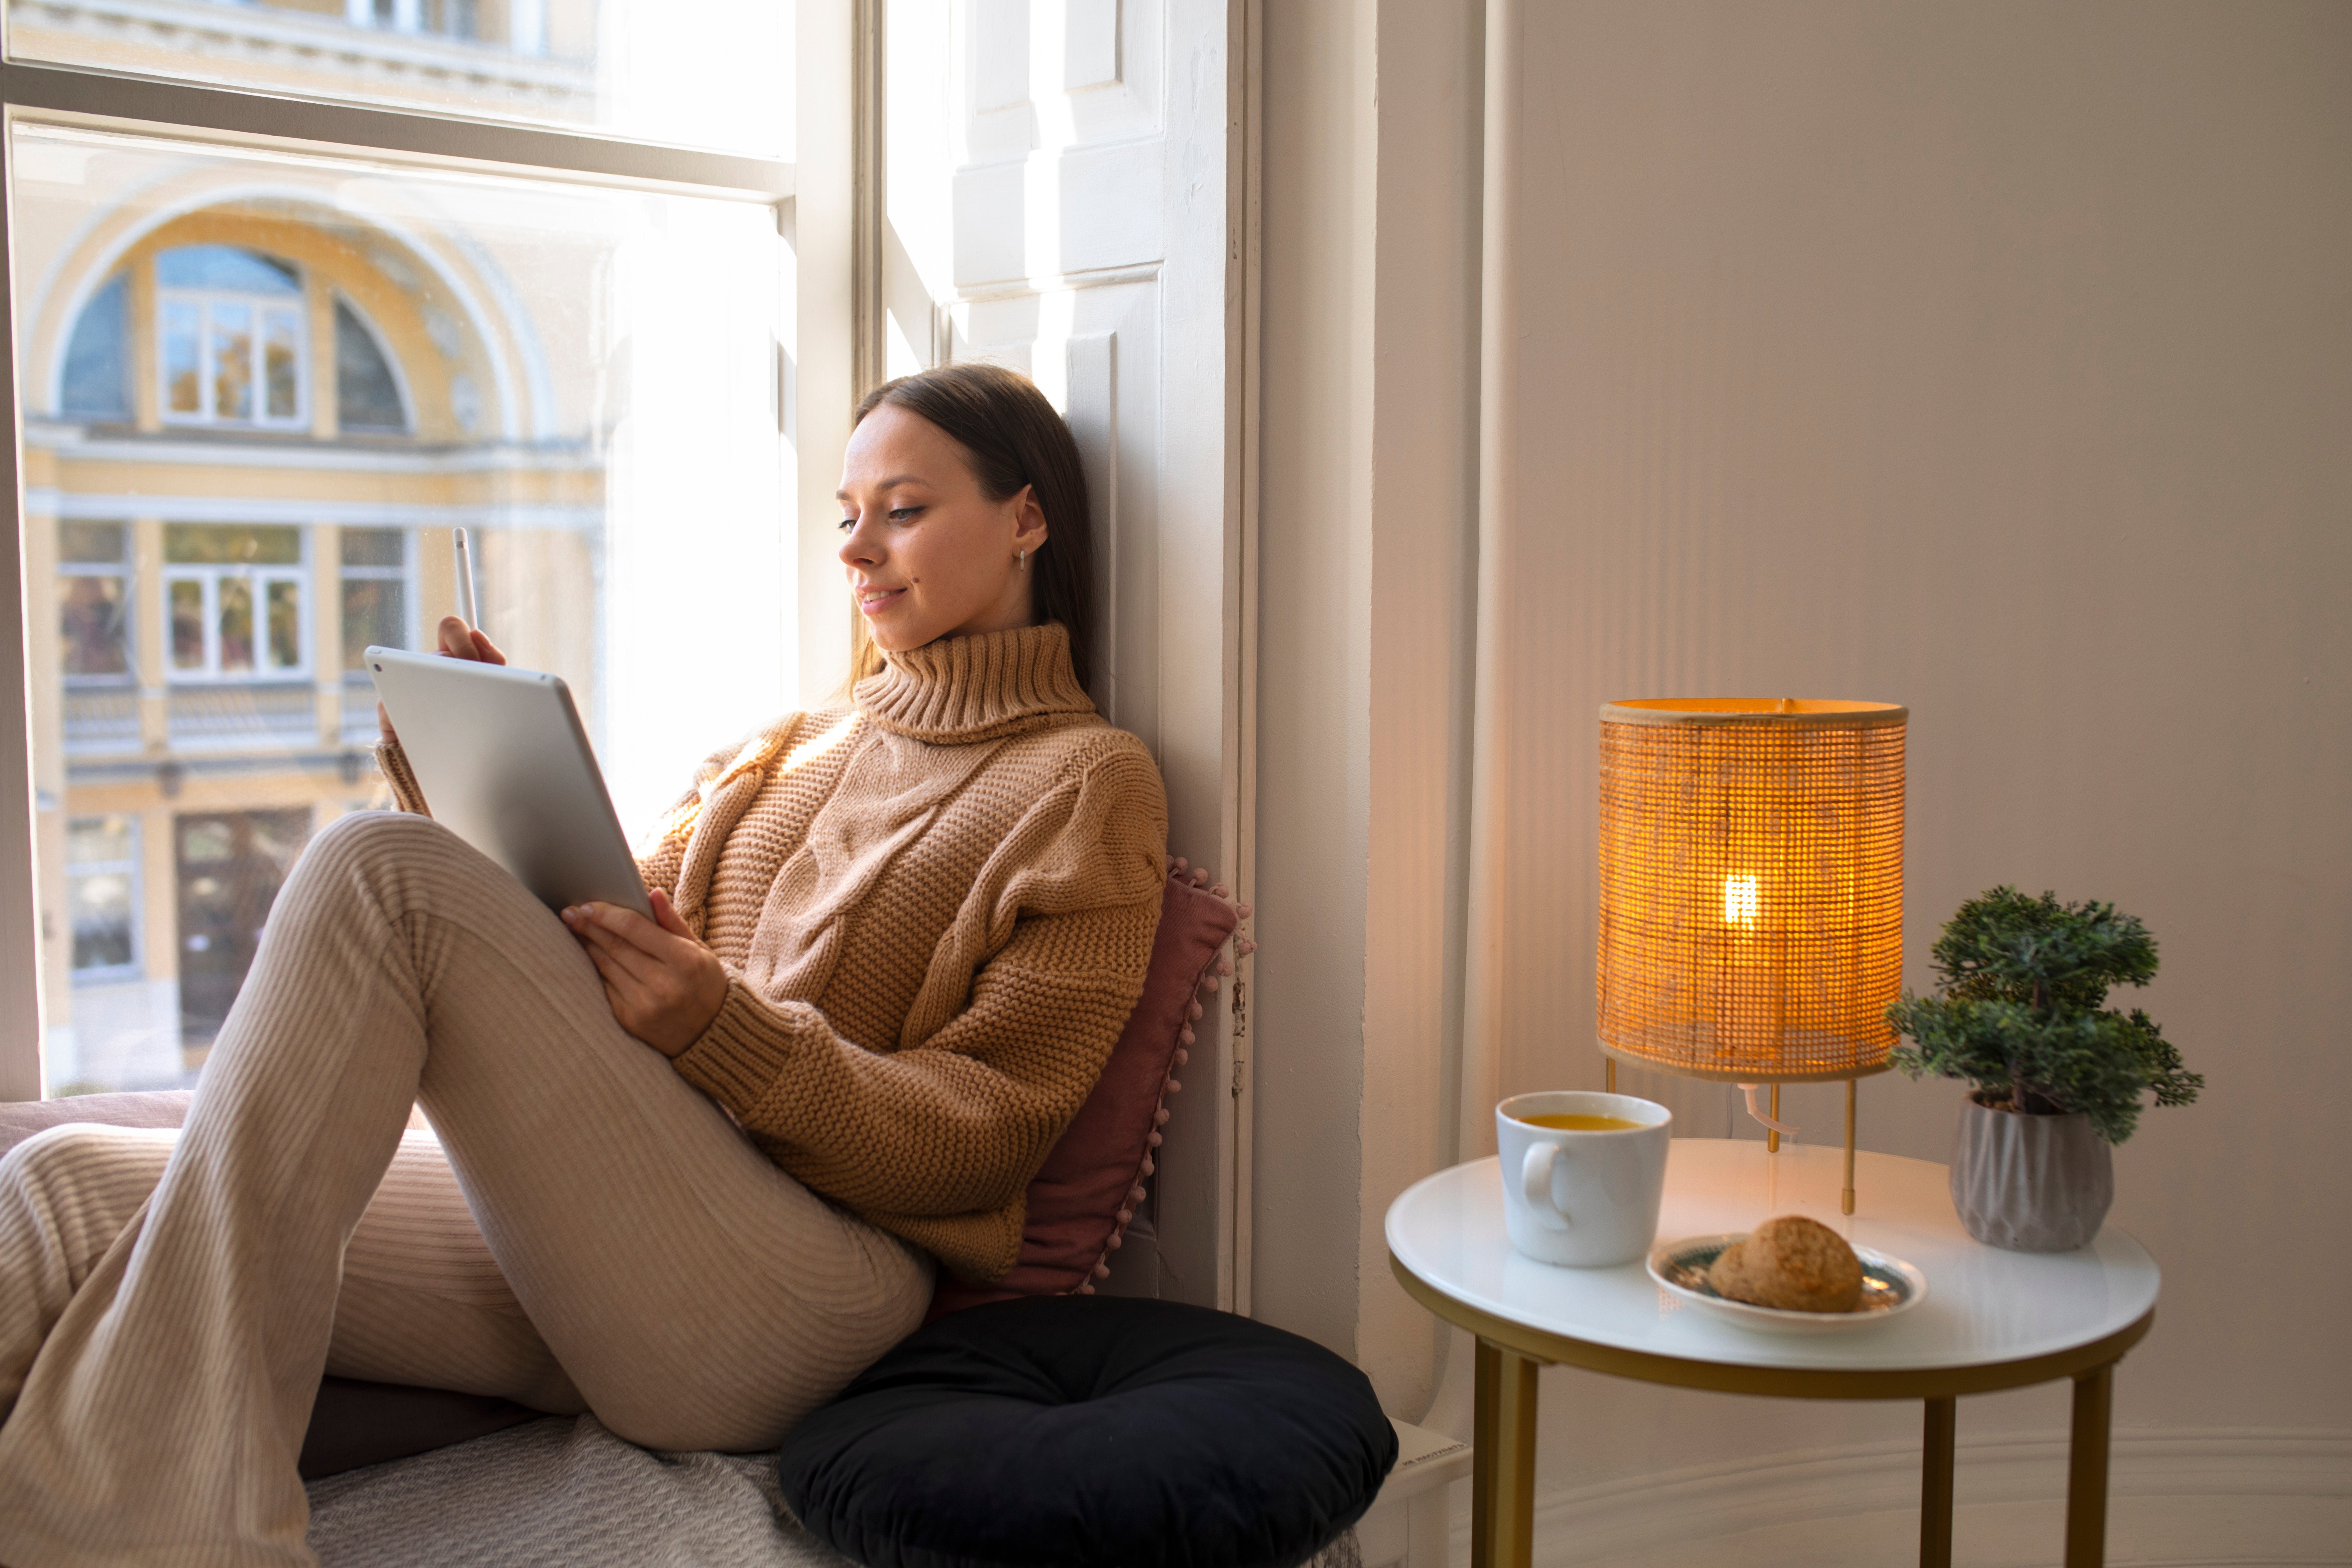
[202,574,221,677]
[195,304,214,422]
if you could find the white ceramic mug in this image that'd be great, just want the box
[1495,1091,1673,1267]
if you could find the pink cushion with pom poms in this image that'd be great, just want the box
[927,859,1243,1317]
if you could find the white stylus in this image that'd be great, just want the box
[453,527,482,635]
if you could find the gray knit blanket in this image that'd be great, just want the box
[305,1415,1363,1568]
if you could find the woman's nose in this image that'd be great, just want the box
[838,512,880,567]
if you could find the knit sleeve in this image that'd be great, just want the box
[373,738,431,817]
[668,738,1169,1259]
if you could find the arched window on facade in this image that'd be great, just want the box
[59,273,130,420]
[334,299,410,434]
[155,245,306,429]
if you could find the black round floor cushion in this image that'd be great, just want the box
[777,1296,1398,1568]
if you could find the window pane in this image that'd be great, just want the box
[267,581,303,670]
[175,810,312,1056]
[60,274,130,419]
[59,576,130,679]
[158,246,301,294]
[19,123,793,1096]
[6,1,796,160]
[265,309,302,421]
[163,300,202,415]
[341,528,407,569]
[210,302,255,421]
[164,525,303,566]
[335,302,410,433]
[68,871,136,972]
[169,580,207,671]
[65,816,140,976]
[342,578,407,670]
[59,521,126,565]
[217,579,255,673]
[66,815,135,866]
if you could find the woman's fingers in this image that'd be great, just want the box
[435,616,510,666]
[650,888,693,939]
[566,910,666,985]
[568,901,670,957]
[562,897,727,1057]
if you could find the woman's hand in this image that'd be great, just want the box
[377,616,509,744]
[561,889,729,1057]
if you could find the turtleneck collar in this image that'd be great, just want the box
[854,621,1096,743]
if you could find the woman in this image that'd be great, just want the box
[0,364,1168,1567]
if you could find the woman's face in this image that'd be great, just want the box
[838,403,1048,654]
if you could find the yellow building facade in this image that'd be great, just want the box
[18,127,608,1091]
[14,1,799,1095]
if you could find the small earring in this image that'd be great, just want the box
[1017,548,1027,566]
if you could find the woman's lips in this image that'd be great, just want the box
[856,586,906,616]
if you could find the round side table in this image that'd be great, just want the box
[1386,1140,2158,1568]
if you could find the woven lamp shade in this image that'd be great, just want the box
[1597,699,1906,1084]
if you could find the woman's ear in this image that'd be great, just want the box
[1011,484,1049,555]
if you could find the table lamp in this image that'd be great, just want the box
[1596,698,1906,1214]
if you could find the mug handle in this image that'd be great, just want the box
[1521,1143,1570,1231]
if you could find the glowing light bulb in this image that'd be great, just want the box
[1723,875,1759,926]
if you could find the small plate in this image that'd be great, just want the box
[1647,1232,1927,1335]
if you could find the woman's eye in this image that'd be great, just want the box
[888,506,922,523]
[836,518,856,532]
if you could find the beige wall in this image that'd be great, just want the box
[1252,0,1485,1408]
[1254,0,2349,1558]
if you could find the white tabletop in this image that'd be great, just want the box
[1388,1140,2158,1376]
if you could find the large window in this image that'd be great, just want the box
[5,8,803,1099]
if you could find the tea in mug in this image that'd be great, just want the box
[1514,1112,1645,1132]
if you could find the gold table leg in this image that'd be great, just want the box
[1472,1338,1541,1568]
[1920,1396,1956,1568]
[2065,1362,2115,1566]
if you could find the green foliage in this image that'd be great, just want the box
[1887,886,2202,1144]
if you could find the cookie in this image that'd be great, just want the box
[1707,1214,1864,1312]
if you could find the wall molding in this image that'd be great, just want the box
[1449,1427,2352,1567]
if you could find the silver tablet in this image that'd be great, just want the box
[365,646,652,918]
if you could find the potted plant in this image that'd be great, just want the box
[1887,886,2202,1252]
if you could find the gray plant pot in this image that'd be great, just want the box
[1949,1092,2114,1252]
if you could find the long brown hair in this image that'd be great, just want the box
[844,363,1097,694]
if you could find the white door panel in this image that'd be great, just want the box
[963,0,1162,166]
[951,139,1164,286]
[954,279,1158,742]
[893,0,1243,1312]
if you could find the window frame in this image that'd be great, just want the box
[0,29,863,1101]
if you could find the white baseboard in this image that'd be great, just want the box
[1433,1428,2352,1568]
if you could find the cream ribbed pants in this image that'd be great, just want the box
[0,811,931,1568]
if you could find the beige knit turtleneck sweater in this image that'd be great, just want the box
[377,622,1168,1281]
